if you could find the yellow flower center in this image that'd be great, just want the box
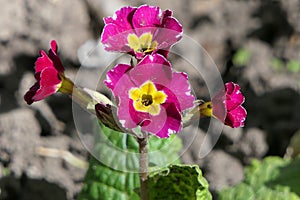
[199,102,214,117]
[127,33,158,53]
[129,81,167,116]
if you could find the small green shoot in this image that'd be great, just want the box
[287,60,300,73]
[271,58,284,71]
[2,167,11,176]
[233,48,251,67]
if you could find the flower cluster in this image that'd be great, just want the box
[24,4,247,140]
[102,5,197,138]
[101,5,182,59]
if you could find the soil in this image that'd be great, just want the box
[1,0,300,199]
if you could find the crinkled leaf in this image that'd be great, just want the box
[219,183,299,200]
[78,157,140,200]
[218,183,254,200]
[149,165,212,200]
[218,156,300,200]
[78,122,182,200]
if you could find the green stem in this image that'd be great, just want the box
[138,135,149,200]
[58,76,95,114]
[71,86,96,114]
[58,76,74,95]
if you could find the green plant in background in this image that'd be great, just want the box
[232,48,251,67]
[218,156,300,200]
[270,58,285,71]
[270,57,300,73]
[287,60,300,73]
[1,167,11,177]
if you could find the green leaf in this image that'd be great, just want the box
[78,123,183,200]
[149,165,212,200]
[218,156,300,200]
[267,157,300,196]
[232,48,251,66]
[78,157,140,200]
[148,134,182,169]
[218,183,254,200]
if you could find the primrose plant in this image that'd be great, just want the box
[25,4,246,200]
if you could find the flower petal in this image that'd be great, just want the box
[148,104,161,116]
[139,32,153,49]
[104,6,136,32]
[162,16,183,33]
[127,34,141,51]
[35,50,54,73]
[132,5,161,29]
[129,54,172,87]
[39,68,61,87]
[101,7,136,52]
[118,98,151,128]
[35,40,64,74]
[164,72,195,111]
[225,81,234,94]
[47,40,64,73]
[33,68,61,101]
[24,81,40,105]
[225,82,245,111]
[129,88,141,101]
[101,24,132,52]
[133,100,146,113]
[104,64,133,91]
[153,91,167,104]
[142,103,181,138]
[138,54,171,67]
[140,81,156,94]
[225,106,247,128]
[155,17,183,50]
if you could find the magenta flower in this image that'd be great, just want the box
[101,5,183,59]
[24,40,73,105]
[104,54,195,138]
[199,82,247,128]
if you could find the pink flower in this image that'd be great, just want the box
[24,40,73,105]
[101,5,182,59]
[199,82,247,128]
[104,54,195,138]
